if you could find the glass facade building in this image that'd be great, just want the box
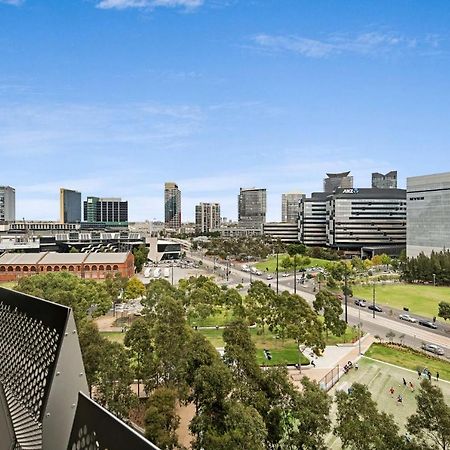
[281,193,304,223]
[164,182,181,229]
[60,188,81,223]
[83,197,128,224]
[238,188,267,229]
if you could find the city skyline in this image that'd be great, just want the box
[2,1,450,221]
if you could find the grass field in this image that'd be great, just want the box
[255,254,337,273]
[352,283,450,320]
[0,281,17,289]
[101,331,125,344]
[326,356,450,448]
[365,343,450,381]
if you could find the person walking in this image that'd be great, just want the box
[403,377,407,387]
[417,369,421,379]
[397,394,403,405]
[428,372,432,382]
[436,372,440,382]
[409,381,414,392]
[389,387,395,396]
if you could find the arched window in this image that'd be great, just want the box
[84,265,90,271]
[15,266,21,272]
[106,265,112,271]
[47,266,53,272]
[0,266,5,272]
[69,266,74,272]
[7,266,13,272]
[99,265,104,271]
[31,266,36,272]
[113,265,119,271]
[61,266,67,271]
[22,266,29,272]
[92,265,97,271]
[54,266,60,272]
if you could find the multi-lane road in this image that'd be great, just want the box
[187,252,450,355]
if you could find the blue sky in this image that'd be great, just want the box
[1,0,450,222]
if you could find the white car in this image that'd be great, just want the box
[266,275,273,280]
[421,343,445,356]
[399,314,417,323]
[282,273,290,277]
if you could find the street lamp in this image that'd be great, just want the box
[276,250,279,295]
[433,273,436,287]
[358,301,362,355]
[372,282,376,319]
[344,271,348,324]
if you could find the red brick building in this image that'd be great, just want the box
[0,252,134,282]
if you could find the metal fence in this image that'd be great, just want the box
[319,365,340,391]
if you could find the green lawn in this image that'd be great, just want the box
[198,328,310,366]
[365,343,450,382]
[324,325,360,346]
[101,331,125,344]
[0,281,17,289]
[190,309,236,327]
[352,283,450,320]
[255,254,337,273]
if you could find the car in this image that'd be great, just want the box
[399,314,417,323]
[266,275,273,280]
[418,320,437,329]
[368,304,383,312]
[354,299,366,307]
[282,273,290,277]
[421,343,445,356]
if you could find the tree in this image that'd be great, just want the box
[386,330,396,342]
[313,290,347,338]
[133,244,150,273]
[16,272,113,324]
[124,318,152,397]
[245,281,276,333]
[144,387,180,450]
[124,276,146,300]
[380,254,392,270]
[280,255,293,272]
[78,319,107,395]
[438,301,450,321]
[286,243,307,256]
[335,383,404,449]
[285,377,331,450]
[407,380,450,450]
[96,340,136,419]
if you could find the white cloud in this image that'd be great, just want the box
[0,0,24,5]
[251,31,435,58]
[96,0,203,10]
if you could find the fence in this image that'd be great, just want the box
[319,365,340,391]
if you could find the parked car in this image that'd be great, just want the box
[354,299,366,307]
[421,343,445,355]
[399,314,417,323]
[368,304,383,312]
[266,275,273,280]
[419,320,437,329]
[282,273,290,277]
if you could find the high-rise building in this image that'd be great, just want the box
[83,197,128,224]
[195,202,221,233]
[238,188,266,229]
[164,182,181,229]
[323,171,353,193]
[281,193,305,223]
[299,192,328,246]
[0,186,15,222]
[60,188,81,223]
[407,172,450,257]
[372,171,398,189]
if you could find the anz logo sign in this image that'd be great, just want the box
[342,188,359,194]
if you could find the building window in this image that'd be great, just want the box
[113,265,119,271]
[0,266,5,272]
[47,266,53,272]
[15,266,21,272]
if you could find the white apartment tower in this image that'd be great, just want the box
[195,202,221,233]
[0,186,15,222]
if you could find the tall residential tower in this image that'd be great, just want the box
[164,182,181,229]
[195,202,221,233]
[281,192,305,223]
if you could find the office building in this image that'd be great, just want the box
[281,192,305,223]
[323,171,353,193]
[164,182,181,229]
[83,197,128,224]
[238,188,266,229]
[299,188,407,252]
[299,192,328,246]
[407,172,450,257]
[0,186,15,222]
[195,202,221,233]
[60,188,81,223]
[263,222,299,243]
[327,188,406,249]
[372,171,398,189]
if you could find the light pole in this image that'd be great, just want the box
[293,256,297,295]
[276,250,279,295]
[372,282,376,319]
[344,271,348,324]
[433,273,436,287]
[171,259,174,286]
[226,257,229,282]
[358,301,362,355]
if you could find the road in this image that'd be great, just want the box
[187,252,450,354]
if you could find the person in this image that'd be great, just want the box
[389,387,395,396]
[397,394,403,405]
[409,381,414,392]
[403,378,407,387]
[428,372,432,381]
[355,362,359,370]
[311,360,316,368]
[436,372,440,382]
[417,369,422,379]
